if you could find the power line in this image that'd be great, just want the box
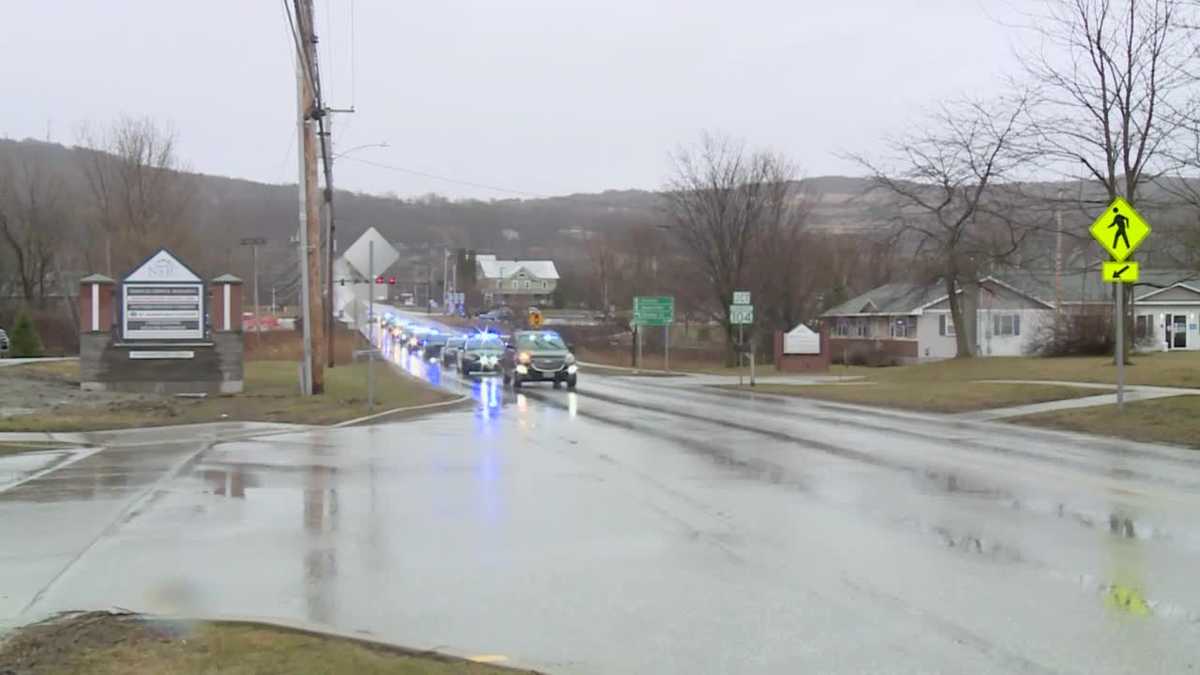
[338,155,549,198]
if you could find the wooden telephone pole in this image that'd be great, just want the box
[293,0,325,394]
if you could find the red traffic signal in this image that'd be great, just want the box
[375,275,384,284]
[388,276,397,285]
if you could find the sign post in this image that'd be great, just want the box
[1089,197,1151,412]
[633,296,675,371]
[731,291,753,387]
[367,240,375,414]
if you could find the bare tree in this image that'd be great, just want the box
[77,116,195,275]
[0,157,68,304]
[1019,0,1191,359]
[1022,0,1189,203]
[852,95,1033,358]
[662,133,798,352]
[585,231,618,313]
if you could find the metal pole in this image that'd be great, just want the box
[739,323,744,387]
[637,325,643,372]
[664,324,670,372]
[443,248,449,314]
[750,340,756,387]
[368,240,375,414]
[252,245,261,342]
[1116,281,1124,411]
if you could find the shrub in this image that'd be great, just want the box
[1035,308,1114,357]
[834,342,900,367]
[9,311,43,357]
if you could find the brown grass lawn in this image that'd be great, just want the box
[830,351,1200,388]
[722,381,1099,414]
[1014,395,1200,449]
[0,360,456,432]
[0,612,536,675]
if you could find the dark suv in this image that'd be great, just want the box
[501,330,577,389]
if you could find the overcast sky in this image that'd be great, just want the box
[3,1,1032,200]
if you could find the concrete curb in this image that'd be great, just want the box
[332,395,472,427]
[93,610,541,672]
[580,361,688,376]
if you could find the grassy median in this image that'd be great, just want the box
[1014,395,1200,449]
[724,381,1099,414]
[0,611,534,675]
[0,360,456,432]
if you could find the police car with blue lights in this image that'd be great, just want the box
[501,330,578,389]
[458,332,505,376]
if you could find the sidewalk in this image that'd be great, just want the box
[958,379,1200,421]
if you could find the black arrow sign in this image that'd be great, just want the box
[1114,264,1130,279]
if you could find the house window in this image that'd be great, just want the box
[993,314,1020,337]
[938,314,956,337]
[891,317,915,338]
[1135,315,1153,340]
[854,319,870,338]
[834,320,849,337]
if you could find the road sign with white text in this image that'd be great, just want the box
[730,304,754,324]
[634,296,674,326]
[733,290,751,305]
[1089,197,1150,262]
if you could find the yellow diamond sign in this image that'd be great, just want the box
[1089,197,1150,262]
[1102,261,1139,283]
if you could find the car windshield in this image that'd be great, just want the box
[423,335,448,345]
[466,335,503,350]
[516,332,566,351]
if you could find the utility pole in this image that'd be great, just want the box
[294,0,325,394]
[240,237,267,342]
[319,109,354,368]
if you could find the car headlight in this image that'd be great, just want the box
[567,364,578,374]
[518,351,531,364]
[516,364,528,375]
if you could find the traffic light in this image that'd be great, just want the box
[375,275,384,285]
[388,276,396,285]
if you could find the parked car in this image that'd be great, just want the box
[501,330,578,389]
[0,328,9,356]
[418,333,449,362]
[478,306,514,322]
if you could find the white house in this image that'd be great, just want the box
[821,269,1200,362]
[475,254,560,307]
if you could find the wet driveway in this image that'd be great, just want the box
[2,336,1199,673]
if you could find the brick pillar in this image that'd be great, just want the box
[79,274,116,334]
[211,274,244,332]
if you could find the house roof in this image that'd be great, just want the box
[824,268,1200,319]
[477,254,560,280]
[821,282,944,317]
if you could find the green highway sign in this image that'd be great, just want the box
[634,296,674,326]
[730,304,754,324]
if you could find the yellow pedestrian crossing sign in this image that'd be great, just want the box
[1089,197,1150,262]
[1102,261,1139,283]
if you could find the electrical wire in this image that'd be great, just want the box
[337,156,549,198]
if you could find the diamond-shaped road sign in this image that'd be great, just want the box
[342,227,400,280]
[1089,197,1150,263]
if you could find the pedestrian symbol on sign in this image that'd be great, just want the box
[1108,207,1131,251]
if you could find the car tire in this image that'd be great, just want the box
[567,375,577,390]
[553,380,561,389]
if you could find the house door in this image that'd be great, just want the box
[1172,314,1188,349]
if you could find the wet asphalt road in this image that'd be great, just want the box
[3,328,1200,673]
